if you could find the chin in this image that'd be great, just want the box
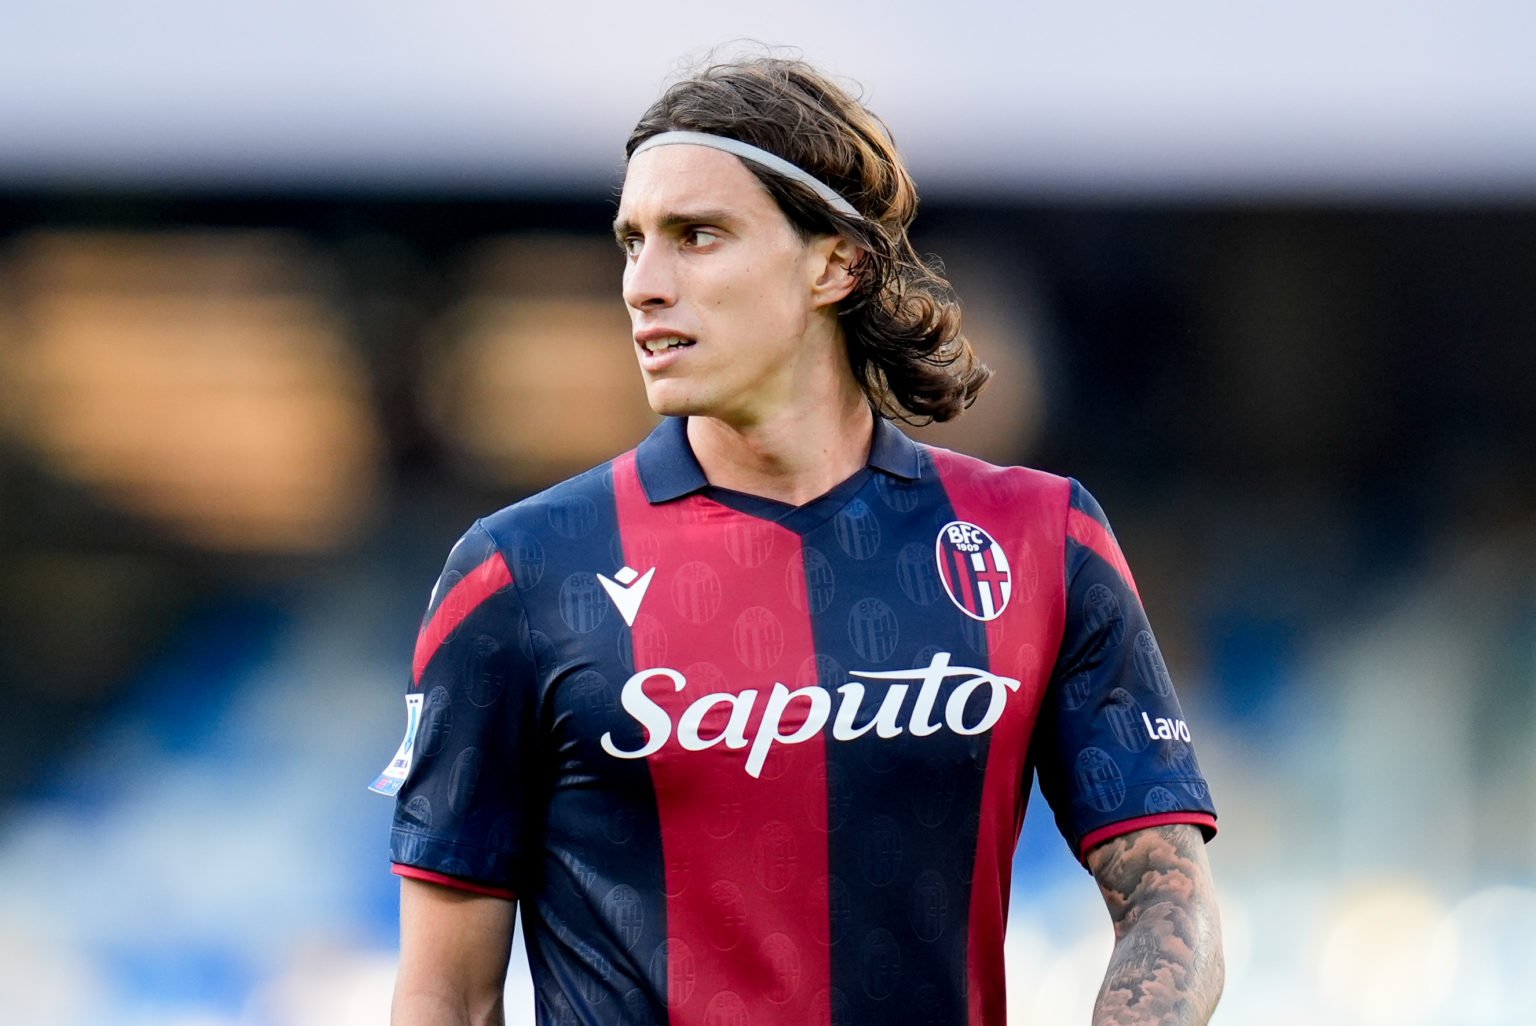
[643,382,707,419]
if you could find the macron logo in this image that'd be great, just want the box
[597,565,656,627]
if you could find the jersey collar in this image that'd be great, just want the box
[635,415,921,504]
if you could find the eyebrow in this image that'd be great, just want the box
[611,210,736,240]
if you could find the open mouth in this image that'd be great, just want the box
[640,336,696,354]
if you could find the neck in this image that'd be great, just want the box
[687,393,877,507]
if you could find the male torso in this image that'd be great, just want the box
[388,417,1214,1025]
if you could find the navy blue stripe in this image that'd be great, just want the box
[805,462,986,1024]
[481,460,671,1026]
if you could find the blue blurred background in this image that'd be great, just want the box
[1,5,1533,1024]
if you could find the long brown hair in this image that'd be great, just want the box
[626,56,991,423]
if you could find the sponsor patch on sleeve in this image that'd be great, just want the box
[369,693,425,797]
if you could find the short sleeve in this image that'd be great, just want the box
[1031,481,1217,863]
[377,519,541,897]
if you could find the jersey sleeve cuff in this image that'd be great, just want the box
[1077,811,1218,863]
[392,863,518,901]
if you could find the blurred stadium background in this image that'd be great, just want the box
[2,5,1534,1025]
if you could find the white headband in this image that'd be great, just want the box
[629,130,861,219]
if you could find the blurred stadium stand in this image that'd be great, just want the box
[1,190,1532,1025]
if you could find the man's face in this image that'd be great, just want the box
[614,144,841,426]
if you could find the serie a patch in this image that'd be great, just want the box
[370,692,424,797]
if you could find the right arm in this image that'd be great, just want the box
[386,522,532,1024]
[392,877,518,1026]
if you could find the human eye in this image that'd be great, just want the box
[618,234,643,258]
[683,226,721,248]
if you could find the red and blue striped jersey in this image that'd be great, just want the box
[378,416,1216,1025]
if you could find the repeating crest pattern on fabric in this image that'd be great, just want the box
[934,520,1013,622]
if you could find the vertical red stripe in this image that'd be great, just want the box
[412,552,513,685]
[938,542,962,601]
[952,547,980,617]
[612,453,831,1025]
[930,453,1070,1026]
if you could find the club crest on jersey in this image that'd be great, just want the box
[934,521,1012,622]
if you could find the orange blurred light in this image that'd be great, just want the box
[1,231,382,553]
[425,235,656,486]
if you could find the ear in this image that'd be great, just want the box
[808,235,864,309]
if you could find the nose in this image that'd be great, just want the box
[622,240,676,312]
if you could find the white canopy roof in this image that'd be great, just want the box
[4,1,1533,197]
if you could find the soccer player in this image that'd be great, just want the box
[377,56,1223,1026]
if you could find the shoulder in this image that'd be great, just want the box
[476,456,627,548]
[915,442,1074,510]
[916,444,1126,523]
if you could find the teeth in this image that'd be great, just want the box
[643,336,692,353]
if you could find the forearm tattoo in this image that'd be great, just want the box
[1086,824,1224,1026]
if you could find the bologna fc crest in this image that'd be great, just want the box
[935,520,1013,622]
